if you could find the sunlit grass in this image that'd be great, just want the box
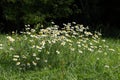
[0,23,120,80]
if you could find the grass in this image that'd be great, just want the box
[0,23,120,80]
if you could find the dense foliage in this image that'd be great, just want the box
[0,0,120,37]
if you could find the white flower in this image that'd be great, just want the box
[51,22,55,24]
[72,22,76,24]
[13,55,19,58]
[33,53,36,57]
[44,60,48,63]
[102,39,106,42]
[86,26,89,29]
[47,40,51,44]
[0,47,3,50]
[13,58,18,61]
[29,40,34,42]
[32,61,37,66]
[38,49,42,52]
[0,45,3,50]
[97,58,100,60]
[47,51,50,54]
[36,46,41,49]
[0,44,3,46]
[56,50,60,54]
[78,45,81,47]
[109,49,115,52]
[27,63,30,66]
[90,42,93,45]
[97,32,102,36]
[27,24,30,27]
[22,55,27,59]
[93,40,99,43]
[98,50,102,53]
[77,41,80,44]
[79,28,84,32]
[71,48,75,51]
[78,50,83,53]
[94,34,98,38]
[12,31,15,34]
[88,48,94,52]
[26,32,31,35]
[104,52,107,55]
[16,62,20,65]
[84,31,92,36]
[42,40,46,45]
[7,36,15,42]
[61,42,66,46]
[9,47,14,51]
[36,57,40,60]
[52,40,56,43]
[104,65,109,68]
[105,45,109,48]
[31,45,36,48]
[66,39,72,43]
[31,29,35,33]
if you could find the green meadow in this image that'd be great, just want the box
[0,23,120,80]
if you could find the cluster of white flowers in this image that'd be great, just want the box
[1,22,115,71]
[13,53,40,70]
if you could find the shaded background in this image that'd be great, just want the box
[0,0,120,38]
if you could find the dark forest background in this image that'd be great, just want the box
[0,0,120,38]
